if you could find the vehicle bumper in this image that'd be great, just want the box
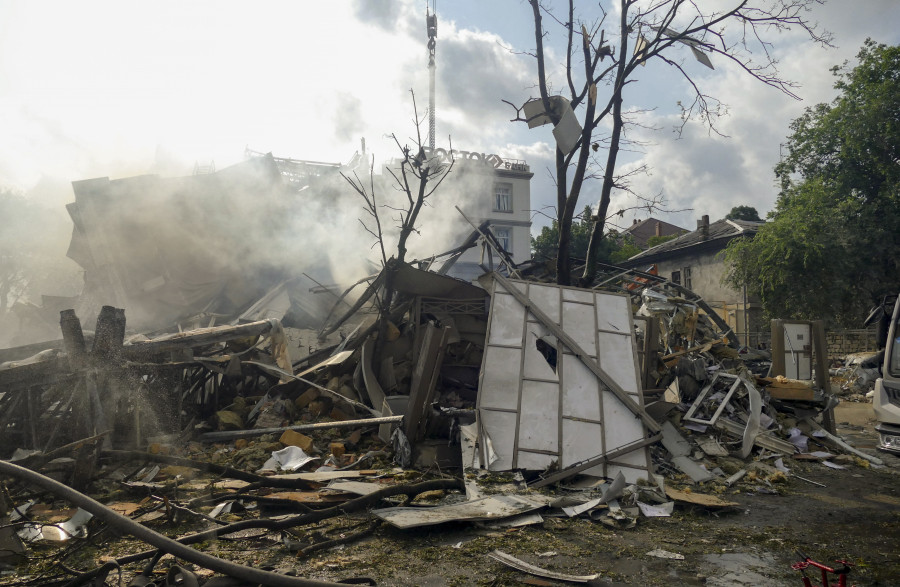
[875,422,900,454]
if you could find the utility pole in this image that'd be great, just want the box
[426,4,437,150]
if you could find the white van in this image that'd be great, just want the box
[873,294,900,453]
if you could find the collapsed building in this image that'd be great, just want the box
[0,151,884,586]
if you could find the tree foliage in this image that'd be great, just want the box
[531,205,594,261]
[532,205,636,264]
[725,206,762,221]
[512,0,828,286]
[725,41,900,325]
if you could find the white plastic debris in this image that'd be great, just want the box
[787,428,809,452]
[774,458,791,474]
[647,549,684,560]
[260,446,318,472]
[637,501,675,517]
[209,501,234,518]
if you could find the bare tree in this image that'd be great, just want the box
[508,0,830,286]
[342,91,454,362]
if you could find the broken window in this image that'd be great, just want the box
[671,270,681,285]
[683,266,692,290]
[494,183,513,212]
[494,227,511,252]
[534,334,558,372]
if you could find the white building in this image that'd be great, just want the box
[422,148,534,268]
[250,145,534,280]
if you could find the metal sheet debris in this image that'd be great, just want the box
[260,446,318,472]
[324,481,384,496]
[637,501,674,517]
[18,508,93,543]
[482,512,545,529]
[488,550,601,583]
[372,494,551,529]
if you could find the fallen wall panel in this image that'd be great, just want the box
[476,277,652,483]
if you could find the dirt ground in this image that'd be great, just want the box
[6,402,899,587]
[254,402,900,586]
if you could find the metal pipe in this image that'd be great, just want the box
[0,459,345,587]
[198,415,403,442]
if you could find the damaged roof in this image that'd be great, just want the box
[620,218,763,266]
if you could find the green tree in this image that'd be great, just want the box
[725,41,900,325]
[532,205,629,264]
[532,206,593,261]
[725,206,762,222]
[609,235,641,264]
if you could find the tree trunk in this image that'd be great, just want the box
[554,150,572,285]
[581,4,629,286]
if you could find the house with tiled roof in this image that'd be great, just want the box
[619,215,765,346]
[620,217,688,248]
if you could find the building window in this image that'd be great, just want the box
[683,266,692,290]
[495,227,511,252]
[494,183,513,212]
[671,270,681,285]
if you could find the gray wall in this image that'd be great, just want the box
[654,247,763,341]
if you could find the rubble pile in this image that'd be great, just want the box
[830,350,884,400]
[0,254,888,586]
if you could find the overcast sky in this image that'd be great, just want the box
[1,0,898,233]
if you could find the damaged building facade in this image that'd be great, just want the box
[7,141,533,344]
[419,148,533,269]
[621,215,765,346]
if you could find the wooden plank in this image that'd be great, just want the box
[770,319,786,376]
[404,323,451,441]
[492,274,660,434]
[813,320,836,434]
[766,386,815,401]
[197,415,403,442]
[122,319,276,359]
[59,309,88,370]
[661,339,721,362]
[665,282,741,349]
[360,338,386,414]
[665,487,739,508]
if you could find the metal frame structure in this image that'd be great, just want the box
[683,373,742,426]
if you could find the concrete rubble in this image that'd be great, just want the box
[0,225,891,585]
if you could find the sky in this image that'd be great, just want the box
[1,0,899,234]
